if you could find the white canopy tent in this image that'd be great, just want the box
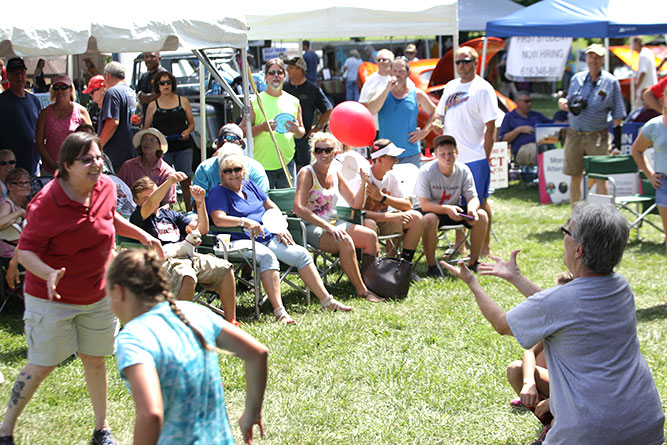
[0,1,249,160]
[244,2,458,40]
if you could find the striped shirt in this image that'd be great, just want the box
[567,70,626,132]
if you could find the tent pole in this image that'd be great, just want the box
[454,33,460,79]
[241,47,254,158]
[480,37,488,79]
[199,60,206,164]
[604,38,610,72]
[630,37,637,109]
[425,37,430,58]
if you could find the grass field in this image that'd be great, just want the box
[1,184,665,444]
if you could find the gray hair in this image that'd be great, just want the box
[104,61,125,80]
[570,201,629,274]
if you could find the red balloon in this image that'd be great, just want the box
[328,101,376,147]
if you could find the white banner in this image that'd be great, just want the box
[490,142,509,190]
[506,37,572,81]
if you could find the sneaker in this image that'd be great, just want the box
[467,261,480,273]
[91,429,119,445]
[425,266,443,279]
[0,436,15,445]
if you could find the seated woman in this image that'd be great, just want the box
[0,149,17,198]
[293,132,382,303]
[207,154,353,325]
[130,173,239,326]
[118,128,176,206]
[0,168,30,288]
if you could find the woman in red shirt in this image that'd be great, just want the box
[0,132,162,445]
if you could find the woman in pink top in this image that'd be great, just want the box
[35,75,91,175]
[294,132,383,303]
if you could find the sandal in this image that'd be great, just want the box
[229,319,241,328]
[359,290,385,303]
[321,296,354,312]
[274,307,296,325]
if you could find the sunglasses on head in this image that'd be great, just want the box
[76,154,105,166]
[158,80,172,86]
[267,70,284,76]
[0,160,16,166]
[314,146,334,155]
[222,166,243,175]
[455,58,474,65]
[52,84,71,90]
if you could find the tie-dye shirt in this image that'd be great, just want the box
[116,301,233,444]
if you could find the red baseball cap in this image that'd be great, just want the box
[83,75,105,94]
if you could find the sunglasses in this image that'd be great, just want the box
[455,59,475,65]
[559,225,577,241]
[221,134,241,143]
[0,160,16,166]
[158,80,172,86]
[314,146,334,155]
[267,70,284,76]
[10,181,30,186]
[52,84,71,90]
[76,154,105,166]
[222,167,243,175]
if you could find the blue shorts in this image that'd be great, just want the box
[465,158,490,201]
[163,149,194,177]
[656,173,667,207]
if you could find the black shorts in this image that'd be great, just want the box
[420,206,472,229]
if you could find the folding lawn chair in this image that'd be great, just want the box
[583,155,663,239]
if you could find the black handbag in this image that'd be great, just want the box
[360,253,412,299]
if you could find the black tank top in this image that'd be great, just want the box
[151,96,195,152]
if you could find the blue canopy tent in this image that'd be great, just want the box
[481,0,667,101]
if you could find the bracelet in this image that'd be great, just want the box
[237,217,246,227]
[381,194,387,203]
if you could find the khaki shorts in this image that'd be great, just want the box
[162,253,232,296]
[23,294,119,366]
[563,127,609,176]
[374,213,405,238]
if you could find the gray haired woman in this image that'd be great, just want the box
[442,201,665,445]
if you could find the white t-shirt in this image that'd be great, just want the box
[413,160,477,207]
[636,47,658,107]
[343,57,364,82]
[435,76,499,163]
[363,168,402,213]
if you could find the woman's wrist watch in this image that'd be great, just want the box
[381,194,387,203]
[237,217,246,227]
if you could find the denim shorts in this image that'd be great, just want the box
[162,149,194,177]
[656,173,667,207]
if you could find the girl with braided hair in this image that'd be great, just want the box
[108,249,268,444]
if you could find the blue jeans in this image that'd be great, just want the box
[346,80,359,101]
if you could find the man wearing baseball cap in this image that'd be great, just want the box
[557,43,626,205]
[414,134,488,278]
[362,139,423,271]
[283,56,332,170]
[192,123,269,196]
[0,57,42,175]
[83,74,106,132]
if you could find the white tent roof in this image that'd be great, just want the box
[458,0,523,31]
[245,1,458,40]
[0,1,248,57]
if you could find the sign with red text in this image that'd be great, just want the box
[490,142,509,190]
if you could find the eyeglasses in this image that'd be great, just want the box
[221,134,241,144]
[9,181,30,186]
[314,146,334,155]
[222,167,243,175]
[158,80,172,86]
[0,160,16,166]
[75,154,105,166]
[559,225,577,242]
[455,59,475,65]
[52,84,71,90]
[142,137,160,146]
[267,70,284,77]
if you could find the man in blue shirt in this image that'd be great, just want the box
[498,91,552,165]
[302,40,319,83]
[0,57,41,175]
[558,44,626,204]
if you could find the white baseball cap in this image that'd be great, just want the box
[370,143,405,159]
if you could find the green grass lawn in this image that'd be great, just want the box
[1,184,665,444]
